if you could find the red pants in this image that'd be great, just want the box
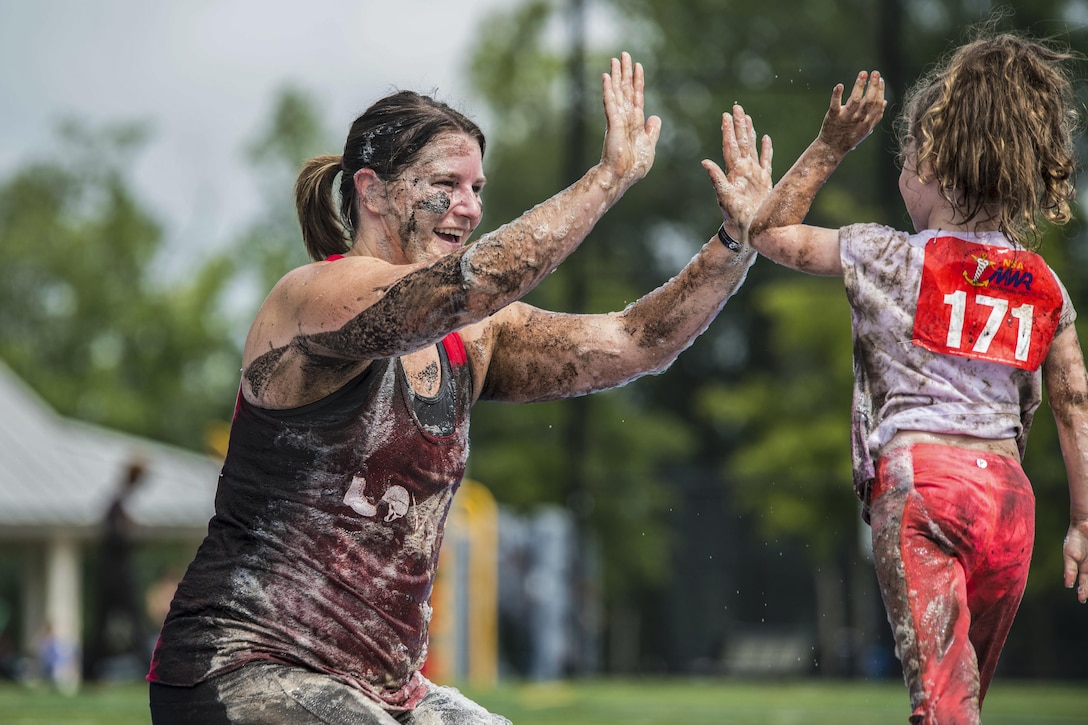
[870,443,1034,725]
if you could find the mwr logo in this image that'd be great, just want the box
[962,253,1033,292]
[984,259,1034,292]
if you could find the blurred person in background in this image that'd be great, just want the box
[85,455,149,681]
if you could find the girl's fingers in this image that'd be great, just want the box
[851,71,870,102]
[829,83,845,112]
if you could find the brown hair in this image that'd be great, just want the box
[895,31,1079,249]
[294,91,486,261]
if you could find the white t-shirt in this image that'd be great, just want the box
[839,223,1076,490]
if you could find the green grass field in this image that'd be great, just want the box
[0,678,1085,724]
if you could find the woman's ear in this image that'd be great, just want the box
[353,168,387,215]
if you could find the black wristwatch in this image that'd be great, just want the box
[717,222,742,252]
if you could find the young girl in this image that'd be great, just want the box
[746,34,1088,724]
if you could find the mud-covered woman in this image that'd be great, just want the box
[146,52,772,724]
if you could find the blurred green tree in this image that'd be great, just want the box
[0,120,238,450]
[234,87,329,303]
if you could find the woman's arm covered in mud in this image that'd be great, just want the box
[478,106,772,403]
[454,52,659,316]
[478,241,755,402]
[299,52,660,363]
[1043,324,1088,604]
[749,71,886,277]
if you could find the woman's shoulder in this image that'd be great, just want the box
[263,256,416,321]
[279,254,394,285]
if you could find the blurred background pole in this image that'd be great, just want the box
[877,0,905,223]
[563,0,598,676]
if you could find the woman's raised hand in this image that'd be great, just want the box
[701,104,773,233]
[600,51,662,189]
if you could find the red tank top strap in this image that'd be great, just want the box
[441,332,467,368]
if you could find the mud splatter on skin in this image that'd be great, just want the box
[254,106,734,405]
[245,345,288,399]
[1044,349,1088,427]
[623,245,753,362]
[250,165,625,405]
[392,186,451,250]
[408,361,440,392]
[245,338,370,403]
[479,321,591,402]
[750,141,843,240]
[242,255,469,404]
[393,183,453,242]
[479,310,583,402]
[455,158,645,308]
[310,253,469,359]
[379,138,543,309]
[418,189,452,214]
[383,182,423,244]
[616,256,710,352]
[462,228,548,303]
[477,238,753,402]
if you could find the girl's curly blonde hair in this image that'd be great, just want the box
[895,32,1079,249]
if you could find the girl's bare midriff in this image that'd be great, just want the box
[883,430,1020,460]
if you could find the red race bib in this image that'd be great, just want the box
[912,236,1062,370]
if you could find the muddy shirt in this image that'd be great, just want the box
[148,333,473,711]
[840,224,1075,493]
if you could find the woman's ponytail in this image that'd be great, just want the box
[294,155,350,261]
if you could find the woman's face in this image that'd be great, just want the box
[383,131,485,263]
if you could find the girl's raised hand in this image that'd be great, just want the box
[819,70,887,154]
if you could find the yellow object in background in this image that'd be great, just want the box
[425,478,499,687]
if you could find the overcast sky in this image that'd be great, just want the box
[0,0,513,269]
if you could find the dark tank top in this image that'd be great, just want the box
[149,333,472,709]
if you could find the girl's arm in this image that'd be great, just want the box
[1044,324,1088,603]
[749,71,886,277]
